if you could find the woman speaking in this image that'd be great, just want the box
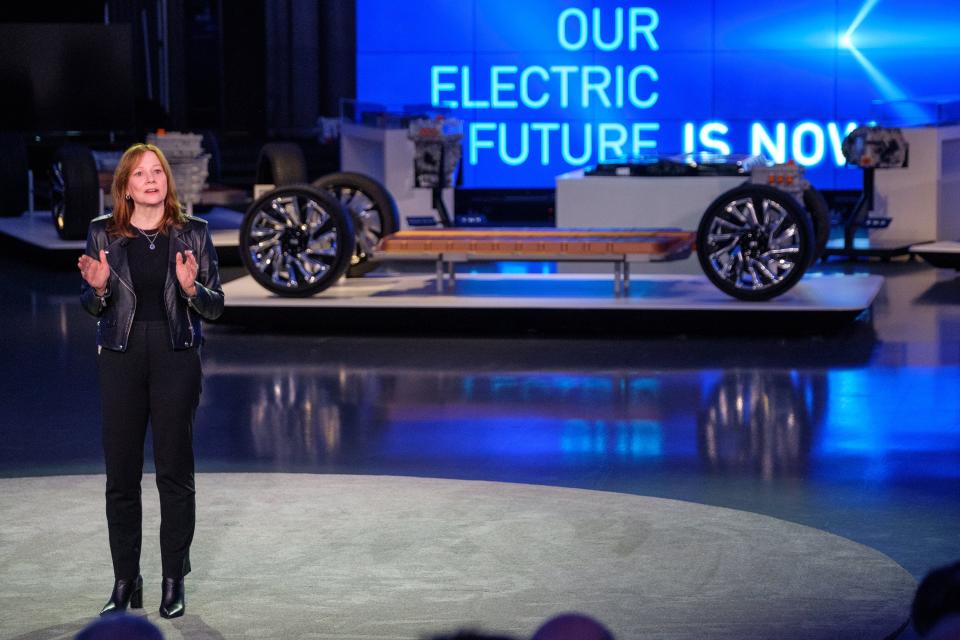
[78,143,224,618]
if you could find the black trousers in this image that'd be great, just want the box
[98,321,202,580]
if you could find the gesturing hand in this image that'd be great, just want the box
[176,250,199,297]
[78,250,111,294]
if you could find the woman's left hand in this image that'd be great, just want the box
[176,250,199,297]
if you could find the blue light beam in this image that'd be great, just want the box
[841,0,881,47]
[841,0,930,124]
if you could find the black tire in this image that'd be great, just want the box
[240,185,356,296]
[51,144,100,240]
[255,142,307,186]
[802,186,830,264]
[696,184,813,301]
[311,172,399,276]
[0,133,29,217]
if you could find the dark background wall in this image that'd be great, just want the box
[1,0,355,136]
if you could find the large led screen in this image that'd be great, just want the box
[356,1,960,189]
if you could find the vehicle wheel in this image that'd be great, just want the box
[255,142,307,186]
[240,185,355,296]
[51,144,100,240]
[802,186,830,264]
[311,172,399,276]
[0,133,29,217]
[696,184,813,301]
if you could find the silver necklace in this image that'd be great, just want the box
[135,226,161,250]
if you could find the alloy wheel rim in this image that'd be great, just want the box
[704,195,801,291]
[245,192,341,290]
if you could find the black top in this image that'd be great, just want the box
[129,228,170,322]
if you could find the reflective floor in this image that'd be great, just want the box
[2,249,959,584]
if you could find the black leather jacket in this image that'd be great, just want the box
[81,215,224,351]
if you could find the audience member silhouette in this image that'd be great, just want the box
[75,613,164,639]
[427,631,517,640]
[426,612,615,640]
[913,561,960,638]
[530,613,614,640]
[924,616,960,640]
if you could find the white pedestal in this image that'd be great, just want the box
[873,125,960,242]
[340,122,453,229]
[555,169,745,230]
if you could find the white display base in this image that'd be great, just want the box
[0,210,239,252]
[222,271,883,314]
[911,241,960,254]
[910,240,960,269]
[0,211,85,250]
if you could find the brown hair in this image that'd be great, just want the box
[107,143,186,238]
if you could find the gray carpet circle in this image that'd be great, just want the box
[0,474,914,640]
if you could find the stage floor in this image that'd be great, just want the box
[4,248,960,639]
[0,473,915,640]
[219,271,884,334]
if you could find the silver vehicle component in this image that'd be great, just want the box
[842,126,909,169]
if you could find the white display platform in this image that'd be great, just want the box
[910,240,960,269]
[0,210,240,252]
[222,271,883,314]
[911,241,960,253]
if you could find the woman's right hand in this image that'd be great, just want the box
[78,250,111,293]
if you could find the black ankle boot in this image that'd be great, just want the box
[159,577,185,618]
[100,575,143,615]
